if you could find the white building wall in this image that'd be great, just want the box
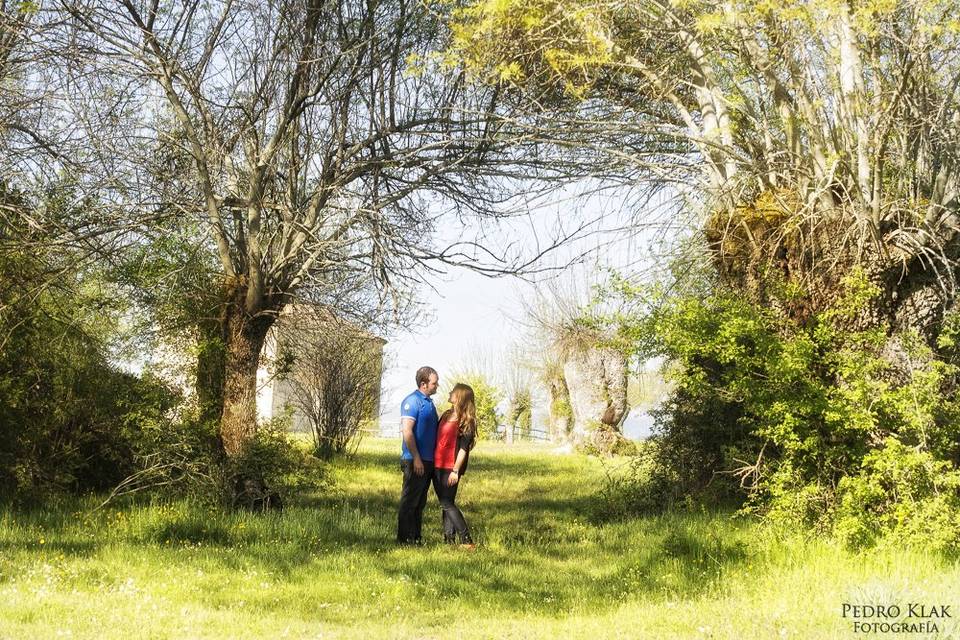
[255,332,276,423]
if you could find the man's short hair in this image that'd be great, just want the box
[416,366,438,388]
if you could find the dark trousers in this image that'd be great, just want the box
[397,460,434,543]
[432,469,472,543]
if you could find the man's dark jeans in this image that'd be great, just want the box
[397,459,434,543]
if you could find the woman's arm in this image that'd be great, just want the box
[448,447,469,486]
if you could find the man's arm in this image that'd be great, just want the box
[401,417,424,476]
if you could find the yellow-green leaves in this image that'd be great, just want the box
[823,267,882,323]
[446,0,616,99]
[694,10,725,34]
[495,60,524,82]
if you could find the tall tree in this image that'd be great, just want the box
[450,0,960,343]
[58,0,583,460]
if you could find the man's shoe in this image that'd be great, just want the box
[459,543,477,551]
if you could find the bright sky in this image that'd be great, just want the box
[378,266,517,419]
[377,190,670,435]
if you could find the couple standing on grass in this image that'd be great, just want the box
[396,366,477,547]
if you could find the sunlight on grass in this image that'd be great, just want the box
[0,438,957,639]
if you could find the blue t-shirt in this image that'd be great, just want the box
[400,389,439,461]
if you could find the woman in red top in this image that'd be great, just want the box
[433,383,477,546]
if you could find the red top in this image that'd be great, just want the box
[434,416,460,470]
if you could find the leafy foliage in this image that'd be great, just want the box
[0,231,180,501]
[439,371,502,440]
[834,438,960,553]
[106,219,227,423]
[596,268,960,550]
[0,203,327,507]
[448,0,614,99]
[224,417,331,507]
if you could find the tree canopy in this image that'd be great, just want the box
[450,0,960,338]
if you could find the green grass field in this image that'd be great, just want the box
[1,438,957,639]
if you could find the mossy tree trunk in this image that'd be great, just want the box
[706,196,959,347]
[563,346,629,448]
[215,279,280,458]
[195,320,227,427]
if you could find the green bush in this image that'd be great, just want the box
[103,412,329,511]
[2,206,327,509]
[595,268,960,548]
[225,417,330,507]
[105,409,222,507]
[834,438,960,553]
[0,244,183,502]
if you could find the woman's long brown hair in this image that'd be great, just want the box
[448,383,477,439]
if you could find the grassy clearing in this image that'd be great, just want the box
[0,437,957,639]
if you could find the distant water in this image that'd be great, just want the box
[623,408,656,441]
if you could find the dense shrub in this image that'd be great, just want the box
[94,411,329,511]
[834,439,960,553]
[2,205,328,509]
[224,417,330,507]
[0,245,182,502]
[100,410,222,506]
[596,269,960,549]
[439,372,502,440]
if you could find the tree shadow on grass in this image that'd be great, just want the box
[0,445,751,615]
[291,446,752,614]
[374,524,749,616]
[330,447,403,474]
[0,539,100,562]
[293,447,750,614]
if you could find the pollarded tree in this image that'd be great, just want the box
[521,276,630,449]
[500,351,536,441]
[58,0,585,462]
[505,386,533,440]
[541,352,573,442]
[449,0,960,345]
[450,0,960,524]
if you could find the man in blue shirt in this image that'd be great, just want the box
[396,365,440,544]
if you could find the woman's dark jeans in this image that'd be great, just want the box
[432,469,472,543]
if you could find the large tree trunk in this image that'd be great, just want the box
[563,346,629,451]
[218,282,277,458]
[705,197,959,344]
